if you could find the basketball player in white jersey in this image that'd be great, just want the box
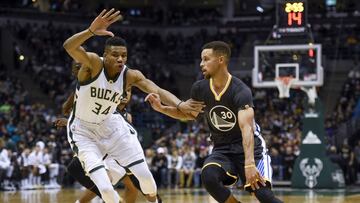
[55,62,140,203]
[63,9,204,203]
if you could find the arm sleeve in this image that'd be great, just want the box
[233,87,254,112]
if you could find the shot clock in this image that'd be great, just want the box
[276,0,308,35]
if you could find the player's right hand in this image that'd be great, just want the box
[89,8,122,37]
[245,165,266,191]
[145,93,163,112]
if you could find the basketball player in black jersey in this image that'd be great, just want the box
[146,41,283,203]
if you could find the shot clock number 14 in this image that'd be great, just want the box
[276,0,308,35]
[286,2,304,26]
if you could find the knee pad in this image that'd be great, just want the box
[201,166,231,203]
[129,162,157,195]
[201,166,220,186]
[137,170,157,195]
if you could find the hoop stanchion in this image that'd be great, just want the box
[300,86,318,105]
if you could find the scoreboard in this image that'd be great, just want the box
[276,0,308,35]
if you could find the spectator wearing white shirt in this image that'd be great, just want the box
[0,136,16,190]
[28,143,46,188]
[0,148,10,170]
[43,147,60,188]
[0,147,11,190]
[167,149,182,188]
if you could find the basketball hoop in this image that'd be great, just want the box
[275,76,296,98]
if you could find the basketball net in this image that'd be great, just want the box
[275,76,296,98]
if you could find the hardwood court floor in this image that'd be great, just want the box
[1,188,360,203]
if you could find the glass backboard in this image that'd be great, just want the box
[252,44,323,88]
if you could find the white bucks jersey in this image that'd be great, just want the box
[73,65,127,123]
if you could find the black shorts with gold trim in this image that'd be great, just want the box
[202,150,273,192]
[202,152,239,186]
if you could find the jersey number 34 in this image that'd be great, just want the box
[92,102,111,115]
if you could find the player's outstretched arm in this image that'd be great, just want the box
[145,93,198,120]
[238,108,266,191]
[129,69,205,114]
[63,9,122,69]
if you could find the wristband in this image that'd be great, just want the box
[88,28,96,36]
[176,101,183,111]
[244,164,256,169]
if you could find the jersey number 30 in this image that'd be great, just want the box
[92,102,111,115]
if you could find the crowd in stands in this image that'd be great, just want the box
[1,11,360,191]
[2,0,222,26]
[0,68,72,190]
[330,65,360,124]
[313,25,360,60]
[325,64,360,185]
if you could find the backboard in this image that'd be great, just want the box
[252,44,323,88]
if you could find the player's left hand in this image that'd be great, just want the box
[89,8,123,37]
[245,165,266,191]
[54,118,68,129]
[145,93,163,112]
[178,99,205,114]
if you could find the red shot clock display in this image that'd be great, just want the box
[276,0,308,35]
